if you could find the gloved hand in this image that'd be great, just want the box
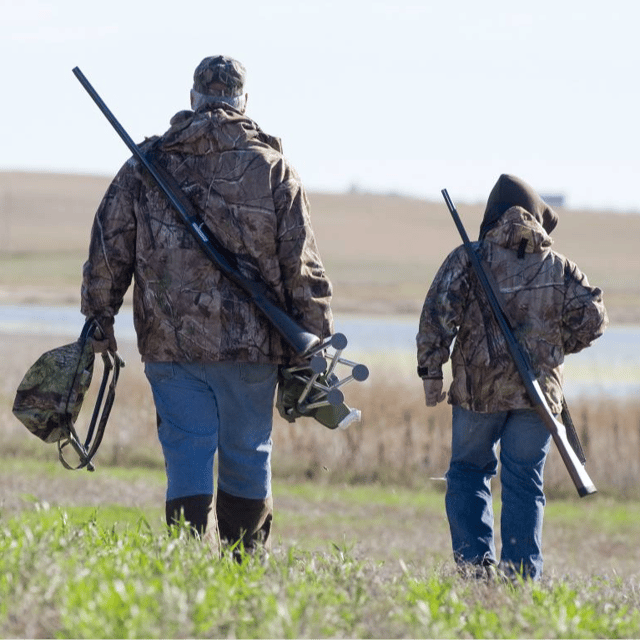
[92,318,118,354]
[423,378,446,406]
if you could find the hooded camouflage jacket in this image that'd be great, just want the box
[81,105,333,364]
[416,206,608,414]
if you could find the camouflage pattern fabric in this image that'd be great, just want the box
[193,55,246,97]
[13,333,94,443]
[417,205,608,414]
[82,104,333,364]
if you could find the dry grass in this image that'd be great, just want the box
[277,376,640,499]
[3,333,639,499]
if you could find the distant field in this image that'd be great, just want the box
[1,171,639,321]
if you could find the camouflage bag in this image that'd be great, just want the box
[12,318,124,471]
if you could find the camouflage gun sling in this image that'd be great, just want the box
[73,66,368,430]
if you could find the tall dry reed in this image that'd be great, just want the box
[273,380,640,498]
[2,334,639,497]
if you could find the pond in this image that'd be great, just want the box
[1,304,638,399]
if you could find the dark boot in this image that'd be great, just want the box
[216,488,273,555]
[165,493,215,536]
[166,494,220,556]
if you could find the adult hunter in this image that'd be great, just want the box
[81,55,333,554]
[416,174,607,580]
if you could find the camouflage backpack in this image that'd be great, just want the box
[12,318,124,471]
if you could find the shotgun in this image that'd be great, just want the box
[441,189,596,497]
[73,66,368,429]
[73,66,318,356]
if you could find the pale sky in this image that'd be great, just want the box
[2,0,639,211]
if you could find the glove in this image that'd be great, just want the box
[423,378,446,407]
[92,318,118,354]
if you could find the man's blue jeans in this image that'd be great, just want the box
[445,405,552,580]
[144,361,278,502]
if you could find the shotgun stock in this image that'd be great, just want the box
[441,189,596,497]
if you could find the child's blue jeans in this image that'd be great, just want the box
[445,405,552,579]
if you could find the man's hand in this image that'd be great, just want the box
[423,378,446,406]
[92,318,118,354]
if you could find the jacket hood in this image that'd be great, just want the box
[157,106,283,156]
[479,174,558,240]
[484,205,553,254]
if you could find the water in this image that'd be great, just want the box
[1,304,638,398]
[336,316,640,399]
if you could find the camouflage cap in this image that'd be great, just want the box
[193,55,246,97]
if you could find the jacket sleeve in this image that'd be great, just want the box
[561,259,608,354]
[416,246,470,378]
[80,161,138,324]
[273,170,333,340]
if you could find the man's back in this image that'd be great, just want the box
[82,104,332,364]
[80,54,334,554]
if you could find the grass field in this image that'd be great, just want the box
[3,331,640,500]
[2,330,640,637]
[2,458,640,639]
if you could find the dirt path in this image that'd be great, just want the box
[0,467,166,514]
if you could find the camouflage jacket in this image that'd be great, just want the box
[416,206,608,414]
[81,105,333,364]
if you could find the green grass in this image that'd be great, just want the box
[0,455,166,483]
[1,508,639,639]
[8,499,161,533]
[545,497,640,529]
[276,480,445,510]
[2,459,640,638]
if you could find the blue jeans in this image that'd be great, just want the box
[144,361,278,502]
[445,405,552,580]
